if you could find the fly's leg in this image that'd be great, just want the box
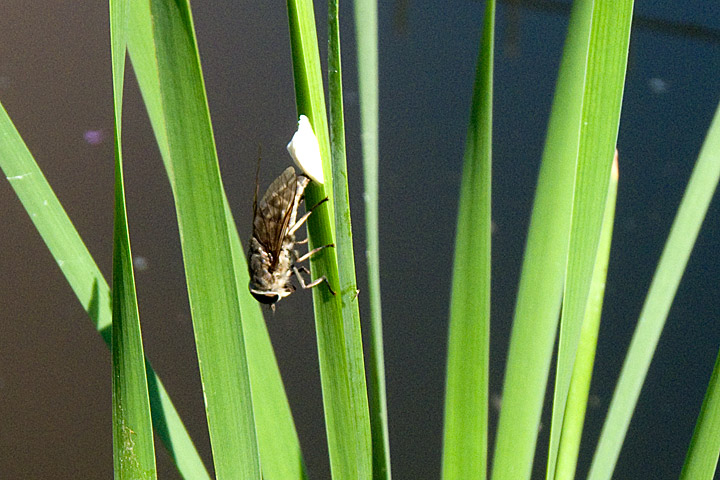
[305,196,330,212]
[293,265,336,296]
[294,232,335,294]
[296,243,334,263]
[287,197,329,236]
[296,237,309,245]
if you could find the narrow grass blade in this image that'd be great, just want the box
[109,1,157,477]
[353,0,390,477]
[328,4,373,478]
[0,115,112,337]
[441,2,494,479]
[228,200,310,480]
[111,163,158,480]
[680,346,720,479]
[554,156,618,480]
[0,105,209,479]
[490,0,594,476]
[588,99,720,480]
[124,1,261,477]
[127,3,306,480]
[287,0,373,478]
[287,0,334,214]
[546,2,634,478]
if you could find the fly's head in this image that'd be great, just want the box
[248,236,297,308]
[249,287,292,307]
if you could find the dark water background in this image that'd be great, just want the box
[1,0,719,478]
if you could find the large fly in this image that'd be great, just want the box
[248,166,334,309]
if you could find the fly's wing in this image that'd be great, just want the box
[253,167,299,267]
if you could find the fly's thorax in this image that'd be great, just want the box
[296,175,310,198]
[286,176,309,229]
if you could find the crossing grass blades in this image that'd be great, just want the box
[248,166,335,310]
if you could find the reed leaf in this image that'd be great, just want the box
[441,1,494,479]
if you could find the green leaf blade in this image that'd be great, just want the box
[547,2,634,478]
[127,2,307,479]
[127,0,261,477]
[109,1,157,477]
[441,2,494,479]
[0,102,210,479]
[554,157,618,480]
[328,1,374,477]
[110,176,159,480]
[353,0,391,477]
[227,197,310,480]
[680,346,720,480]
[287,0,373,478]
[589,98,720,480]
[490,0,595,477]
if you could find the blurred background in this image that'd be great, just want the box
[1,0,719,478]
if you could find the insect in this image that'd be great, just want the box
[248,166,334,309]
